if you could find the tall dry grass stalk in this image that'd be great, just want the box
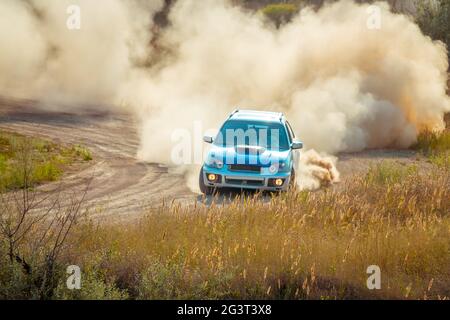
[67,165,450,300]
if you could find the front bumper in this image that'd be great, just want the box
[202,165,292,191]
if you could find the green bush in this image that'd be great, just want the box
[55,269,128,300]
[0,154,6,174]
[0,248,34,299]
[414,130,450,154]
[0,242,61,299]
[0,130,93,190]
[261,3,298,26]
[73,145,93,161]
[136,260,240,299]
[416,0,450,51]
[414,130,450,169]
[137,261,185,299]
[429,152,450,169]
[33,161,62,182]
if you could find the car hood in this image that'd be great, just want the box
[207,145,290,166]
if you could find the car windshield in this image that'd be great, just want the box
[214,120,290,151]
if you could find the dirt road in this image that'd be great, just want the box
[0,99,195,220]
[0,98,429,219]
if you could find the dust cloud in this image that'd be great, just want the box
[1,0,449,191]
[0,0,163,108]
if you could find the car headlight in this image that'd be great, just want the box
[269,161,288,174]
[275,160,290,172]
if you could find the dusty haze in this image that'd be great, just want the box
[1,0,449,190]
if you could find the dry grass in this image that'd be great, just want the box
[1,129,449,300]
[60,163,450,300]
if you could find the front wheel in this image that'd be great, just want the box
[199,167,214,195]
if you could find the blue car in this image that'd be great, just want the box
[199,109,303,194]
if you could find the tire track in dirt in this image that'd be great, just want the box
[0,101,195,220]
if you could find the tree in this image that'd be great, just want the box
[416,0,450,54]
[261,3,299,27]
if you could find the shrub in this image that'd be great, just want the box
[0,131,92,300]
[261,3,298,27]
[416,0,450,53]
[34,162,62,182]
[0,244,34,299]
[429,152,450,169]
[414,130,450,154]
[55,268,128,300]
[0,154,6,174]
[73,145,93,161]
[0,130,93,189]
[414,130,450,169]
[137,261,186,299]
[137,261,239,299]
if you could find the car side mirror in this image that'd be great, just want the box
[291,141,303,150]
[203,135,213,144]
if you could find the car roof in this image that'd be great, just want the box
[228,109,285,123]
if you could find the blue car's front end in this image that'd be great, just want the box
[199,110,302,193]
[202,146,294,191]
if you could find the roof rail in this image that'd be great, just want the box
[229,109,239,118]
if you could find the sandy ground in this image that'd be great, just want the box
[0,99,195,220]
[0,98,430,220]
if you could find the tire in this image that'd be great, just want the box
[199,167,214,195]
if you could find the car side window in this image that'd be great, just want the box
[286,121,295,142]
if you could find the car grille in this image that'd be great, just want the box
[225,178,264,186]
[228,164,261,173]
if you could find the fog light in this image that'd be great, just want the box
[207,174,217,182]
[274,178,284,186]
